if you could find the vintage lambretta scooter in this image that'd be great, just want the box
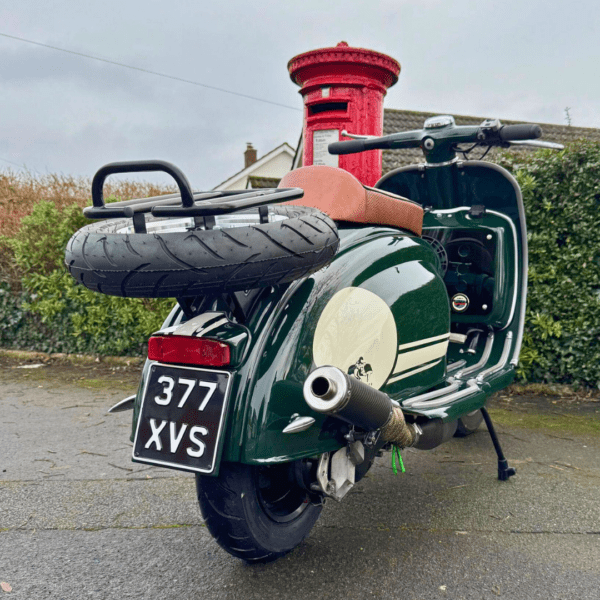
[65,116,561,562]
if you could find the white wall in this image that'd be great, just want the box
[217,148,294,191]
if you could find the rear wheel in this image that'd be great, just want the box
[455,410,484,436]
[196,461,322,562]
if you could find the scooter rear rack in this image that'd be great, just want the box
[84,160,304,233]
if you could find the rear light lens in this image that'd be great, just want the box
[148,336,230,367]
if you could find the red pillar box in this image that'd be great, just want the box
[288,42,400,187]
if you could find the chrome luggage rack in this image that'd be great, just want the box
[84,159,303,233]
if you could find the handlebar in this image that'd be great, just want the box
[329,130,424,155]
[328,139,368,155]
[328,118,544,163]
[498,124,542,141]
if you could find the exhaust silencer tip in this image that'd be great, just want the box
[304,366,393,431]
[304,366,351,414]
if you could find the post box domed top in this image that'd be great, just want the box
[288,41,400,91]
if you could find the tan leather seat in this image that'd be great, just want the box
[278,165,423,236]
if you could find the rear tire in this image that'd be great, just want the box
[196,461,322,562]
[455,410,484,436]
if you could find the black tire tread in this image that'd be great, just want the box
[196,462,321,562]
[65,206,339,298]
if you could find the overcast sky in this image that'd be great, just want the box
[1,0,598,190]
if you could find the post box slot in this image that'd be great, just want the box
[309,102,348,115]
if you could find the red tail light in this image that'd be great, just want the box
[148,336,230,367]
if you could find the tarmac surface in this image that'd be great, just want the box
[1,356,599,599]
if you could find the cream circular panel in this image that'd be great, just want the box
[313,287,397,390]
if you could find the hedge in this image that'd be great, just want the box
[498,140,600,389]
[0,197,172,356]
[1,141,599,386]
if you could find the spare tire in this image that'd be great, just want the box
[65,205,339,298]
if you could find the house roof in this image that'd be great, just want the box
[247,176,281,189]
[213,142,295,190]
[382,109,600,173]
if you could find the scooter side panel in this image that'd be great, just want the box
[225,226,450,465]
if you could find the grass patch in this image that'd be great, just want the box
[79,378,111,389]
[488,406,600,437]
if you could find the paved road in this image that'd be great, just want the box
[1,364,599,599]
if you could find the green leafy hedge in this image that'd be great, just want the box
[1,200,172,355]
[499,140,600,389]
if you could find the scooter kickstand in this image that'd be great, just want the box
[480,407,517,481]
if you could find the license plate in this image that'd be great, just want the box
[132,363,232,475]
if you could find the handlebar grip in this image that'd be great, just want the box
[91,160,195,209]
[498,124,542,142]
[328,139,367,155]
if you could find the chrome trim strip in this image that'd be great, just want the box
[446,359,466,373]
[402,381,461,408]
[477,332,513,383]
[197,317,229,337]
[173,312,225,337]
[107,395,136,414]
[404,382,480,410]
[486,209,519,330]
[455,332,494,379]
[418,156,461,168]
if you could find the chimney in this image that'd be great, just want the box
[244,143,257,168]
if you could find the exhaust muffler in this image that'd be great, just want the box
[303,366,416,448]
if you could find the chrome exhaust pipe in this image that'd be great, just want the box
[303,366,416,447]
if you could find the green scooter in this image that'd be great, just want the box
[65,115,562,562]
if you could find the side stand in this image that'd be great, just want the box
[480,407,517,481]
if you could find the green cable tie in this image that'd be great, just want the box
[391,445,405,475]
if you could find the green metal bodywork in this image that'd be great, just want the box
[131,225,449,468]
[131,158,527,473]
